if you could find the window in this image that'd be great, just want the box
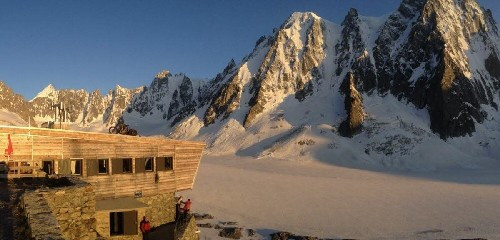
[98,159,108,174]
[156,157,174,171]
[145,157,154,172]
[70,159,82,175]
[165,156,173,170]
[122,158,132,173]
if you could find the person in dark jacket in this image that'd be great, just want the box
[175,196,183,222]
[140,216,151,240]
[182,199,192,221]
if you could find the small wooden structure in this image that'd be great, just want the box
[0,125,205,200]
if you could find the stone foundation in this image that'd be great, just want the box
[22,180,196,240]
[22,178,97,240]
[137,192,176,227]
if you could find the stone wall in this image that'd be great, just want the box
[23,181,181,240]
[177,215,199,240]
[137,192,176,227]
[22,178,97,240]
[22,191,65,239]
[44,184,97,240]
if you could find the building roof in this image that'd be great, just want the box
[0,125,205,146]
[96,197,149,212]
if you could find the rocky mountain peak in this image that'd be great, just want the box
[397,0,426,17]
[224,59,236,74]
[155,70,171,80]
[242,11,327,127]
[32,83,57,100]
[112,84,138,95]
[285,12,320,25]
[343,8,360,24]
[41,83,56,92]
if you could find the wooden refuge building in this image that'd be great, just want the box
[0,126,205,239]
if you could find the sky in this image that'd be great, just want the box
[1,0,499,99]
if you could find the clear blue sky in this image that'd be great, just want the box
[1,0,499,99]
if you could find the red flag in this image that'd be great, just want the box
[4,134,13,157]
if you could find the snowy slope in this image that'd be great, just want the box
[186,155,500,239]
[30,84,57,101]
[0,110,27,126]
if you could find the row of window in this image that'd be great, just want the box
[69,157,173,176]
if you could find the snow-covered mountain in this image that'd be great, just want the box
[0,80,143,129]
[164,0,500,169]
[29,84,143,128]
[123,71,203,134]
[1,0,499,169]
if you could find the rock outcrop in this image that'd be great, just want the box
[339,72,365,137]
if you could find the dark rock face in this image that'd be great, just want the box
[270,231,318,240]
[335,8,378,94]
[485,53,500,83]
[168,76,197,127]
[218,227,243,239]
[130,71,172,116]
[201,59,240,126]
[338,73,365,137]
[367,0,500,138]
[335,9,363,76]
[425,54,488,138]
[373,0,426,94]
[295,81,314,101]
[192,213,214,220]
[196,223,213,228]
[203,72,242,126]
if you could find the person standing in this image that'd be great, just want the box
[140,216,151,240]
[176,196,183,222]
[182,199,192,221]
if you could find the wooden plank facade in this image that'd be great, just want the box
[0,126,205,200]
